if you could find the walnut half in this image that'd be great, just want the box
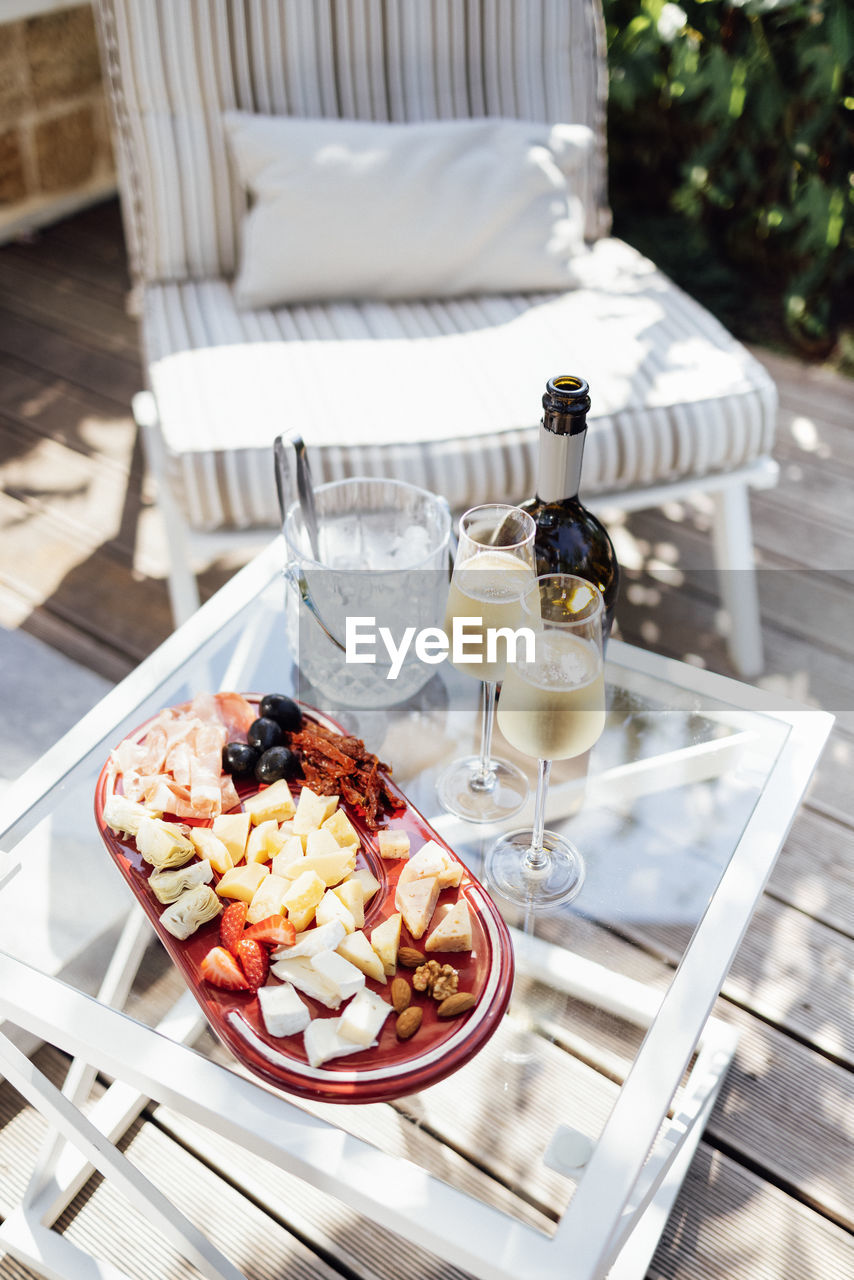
[413,960,459,1001]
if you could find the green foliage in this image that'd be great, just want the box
[603,0,853,359]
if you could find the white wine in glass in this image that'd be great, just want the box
[486,574,605,908]
[436,505,537,823]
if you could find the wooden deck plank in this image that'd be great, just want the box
[648,1145,854,1280]
[0,256,139,361]
[621,897,854,1067]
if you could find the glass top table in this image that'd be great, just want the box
[0,538,833,1280]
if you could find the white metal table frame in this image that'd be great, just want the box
[0,538,833,1280]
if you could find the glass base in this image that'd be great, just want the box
[435,755,528,823]
[485,828,586,909]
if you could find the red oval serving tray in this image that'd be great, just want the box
[94,698,514,1104]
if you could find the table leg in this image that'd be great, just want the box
[0,1031,246,1280]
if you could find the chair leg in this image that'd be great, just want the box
[711,480,764,678]
[132,391,202,626]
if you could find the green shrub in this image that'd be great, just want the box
[603,0,853,359]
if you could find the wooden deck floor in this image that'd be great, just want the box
[0,200,852,1279]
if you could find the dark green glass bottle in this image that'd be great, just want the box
[521,375,620,636]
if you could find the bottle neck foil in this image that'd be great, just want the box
[536,424,586,503]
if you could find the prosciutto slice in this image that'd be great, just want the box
[112,692,255,819]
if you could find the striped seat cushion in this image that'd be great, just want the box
[143,237,777,530]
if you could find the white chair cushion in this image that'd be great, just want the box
[143,238,777,529]
[224,112,593,307]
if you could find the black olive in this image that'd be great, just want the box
[247,717,284,752]
[222,741,259,777]
[254,746,296,784]
[259,693,302,733]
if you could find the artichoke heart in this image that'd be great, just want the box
[159,885,222,940]
[103,793,159,837]
[136,816,196,869]
[149,859,213,904]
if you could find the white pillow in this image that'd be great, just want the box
[224,112,593,308]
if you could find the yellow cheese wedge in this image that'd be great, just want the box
[370,912,401,975]
[278,820,307,850]
[395,875,440,939]
[246,819,286,864]
[424,898,473,952]
[321,808,360,849]
[351,867,381,903]
[315,888,356,934]
[216,861,269,902]
[394,847,445,938]
[243,779,296,825]
[211,812,250,864]
[271,835,307,878]
[246,873,290,924]
[305,828,341,858]
[277,848,357,887]
[292,787,339,834]
[332,878,365,929]
[282,869,326,925]
[188,827,234,875]
[336,930,386,984]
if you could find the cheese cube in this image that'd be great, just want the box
[369,913,401,976]
[278,849,356,887]
[246,873,290,924]
[282,869,325,921]
[292,787,338,834]
[271,956,341,1008]
[303,1017,370,1068]
[337,987,393,1047]
[216,861,269,902]
[272,919,346,961]
[305,828,340,859]
[315,889,356,934]
[246,819,285,864]
[332,879,364,928]
[243,779,296,825]
[424,898,473,952]
[321,808,360,849]
[278,821,307,850]
[188,827,233,875]
[211,812,250,864]
[257,982,310,1037]
[288,901,319,933]
[271,836,306,878]
[378,829,410,861]
[335,930,386,984]
[310,950,365,1003]
[351,867,381,903]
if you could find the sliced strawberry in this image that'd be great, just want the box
[242,916,296,949]
[220,901,247,955]
[200,946,249,991]
[237,938,269,991]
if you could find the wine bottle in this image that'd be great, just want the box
[522,375,619,636]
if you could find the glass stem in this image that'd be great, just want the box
[524,758,552,873]
[471,681,497,791]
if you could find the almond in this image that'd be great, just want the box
[436,991,476,1018]
[390,977,411,1013]
[397,946,425,968]
[395,1006,422,1040]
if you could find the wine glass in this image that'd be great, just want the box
[485,573,605,908]
[436,505,537,823]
